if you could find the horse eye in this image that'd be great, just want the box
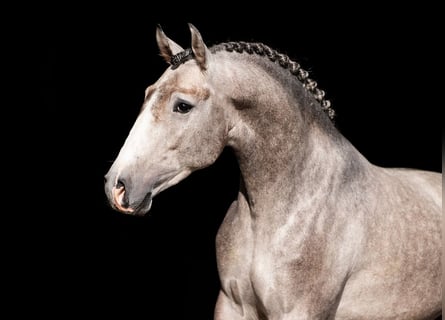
[173,102,194,114]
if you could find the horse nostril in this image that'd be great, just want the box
[116,179,125,189]
[115,179,130,208]
[121,193,129,208]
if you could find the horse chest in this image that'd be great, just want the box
[217,227,279,316]
[216,201,295,314]
[216,200,254,277]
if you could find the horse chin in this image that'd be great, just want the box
[131,192,153,216]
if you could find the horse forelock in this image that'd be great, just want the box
[209,41,336,122]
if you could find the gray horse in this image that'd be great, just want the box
[104,24,442,319]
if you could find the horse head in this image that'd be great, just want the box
[104,24,229,216]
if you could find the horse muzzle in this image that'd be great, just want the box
[105,167,191,216]
[105,176,153,216]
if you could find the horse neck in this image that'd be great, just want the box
[227,87,369,219]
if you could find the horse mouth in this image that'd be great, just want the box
[112,186,152,216]
[132,192,153,216]
[110,169,191,216]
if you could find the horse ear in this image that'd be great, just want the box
[189,23,209,70]
[156,25,185,64]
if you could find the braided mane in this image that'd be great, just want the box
[210,42,335,121]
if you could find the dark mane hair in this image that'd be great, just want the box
[210,42,335,121]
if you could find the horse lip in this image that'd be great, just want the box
[132,192,153,216]
[112,186,134,214]
[111,185,153,216]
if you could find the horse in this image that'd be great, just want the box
[104,23,442,319]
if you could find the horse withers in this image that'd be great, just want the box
[104,24,442,319]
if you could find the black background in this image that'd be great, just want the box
[28,2,442,319]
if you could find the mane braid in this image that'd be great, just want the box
[211,42,335,120]
[170,48,194,69]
